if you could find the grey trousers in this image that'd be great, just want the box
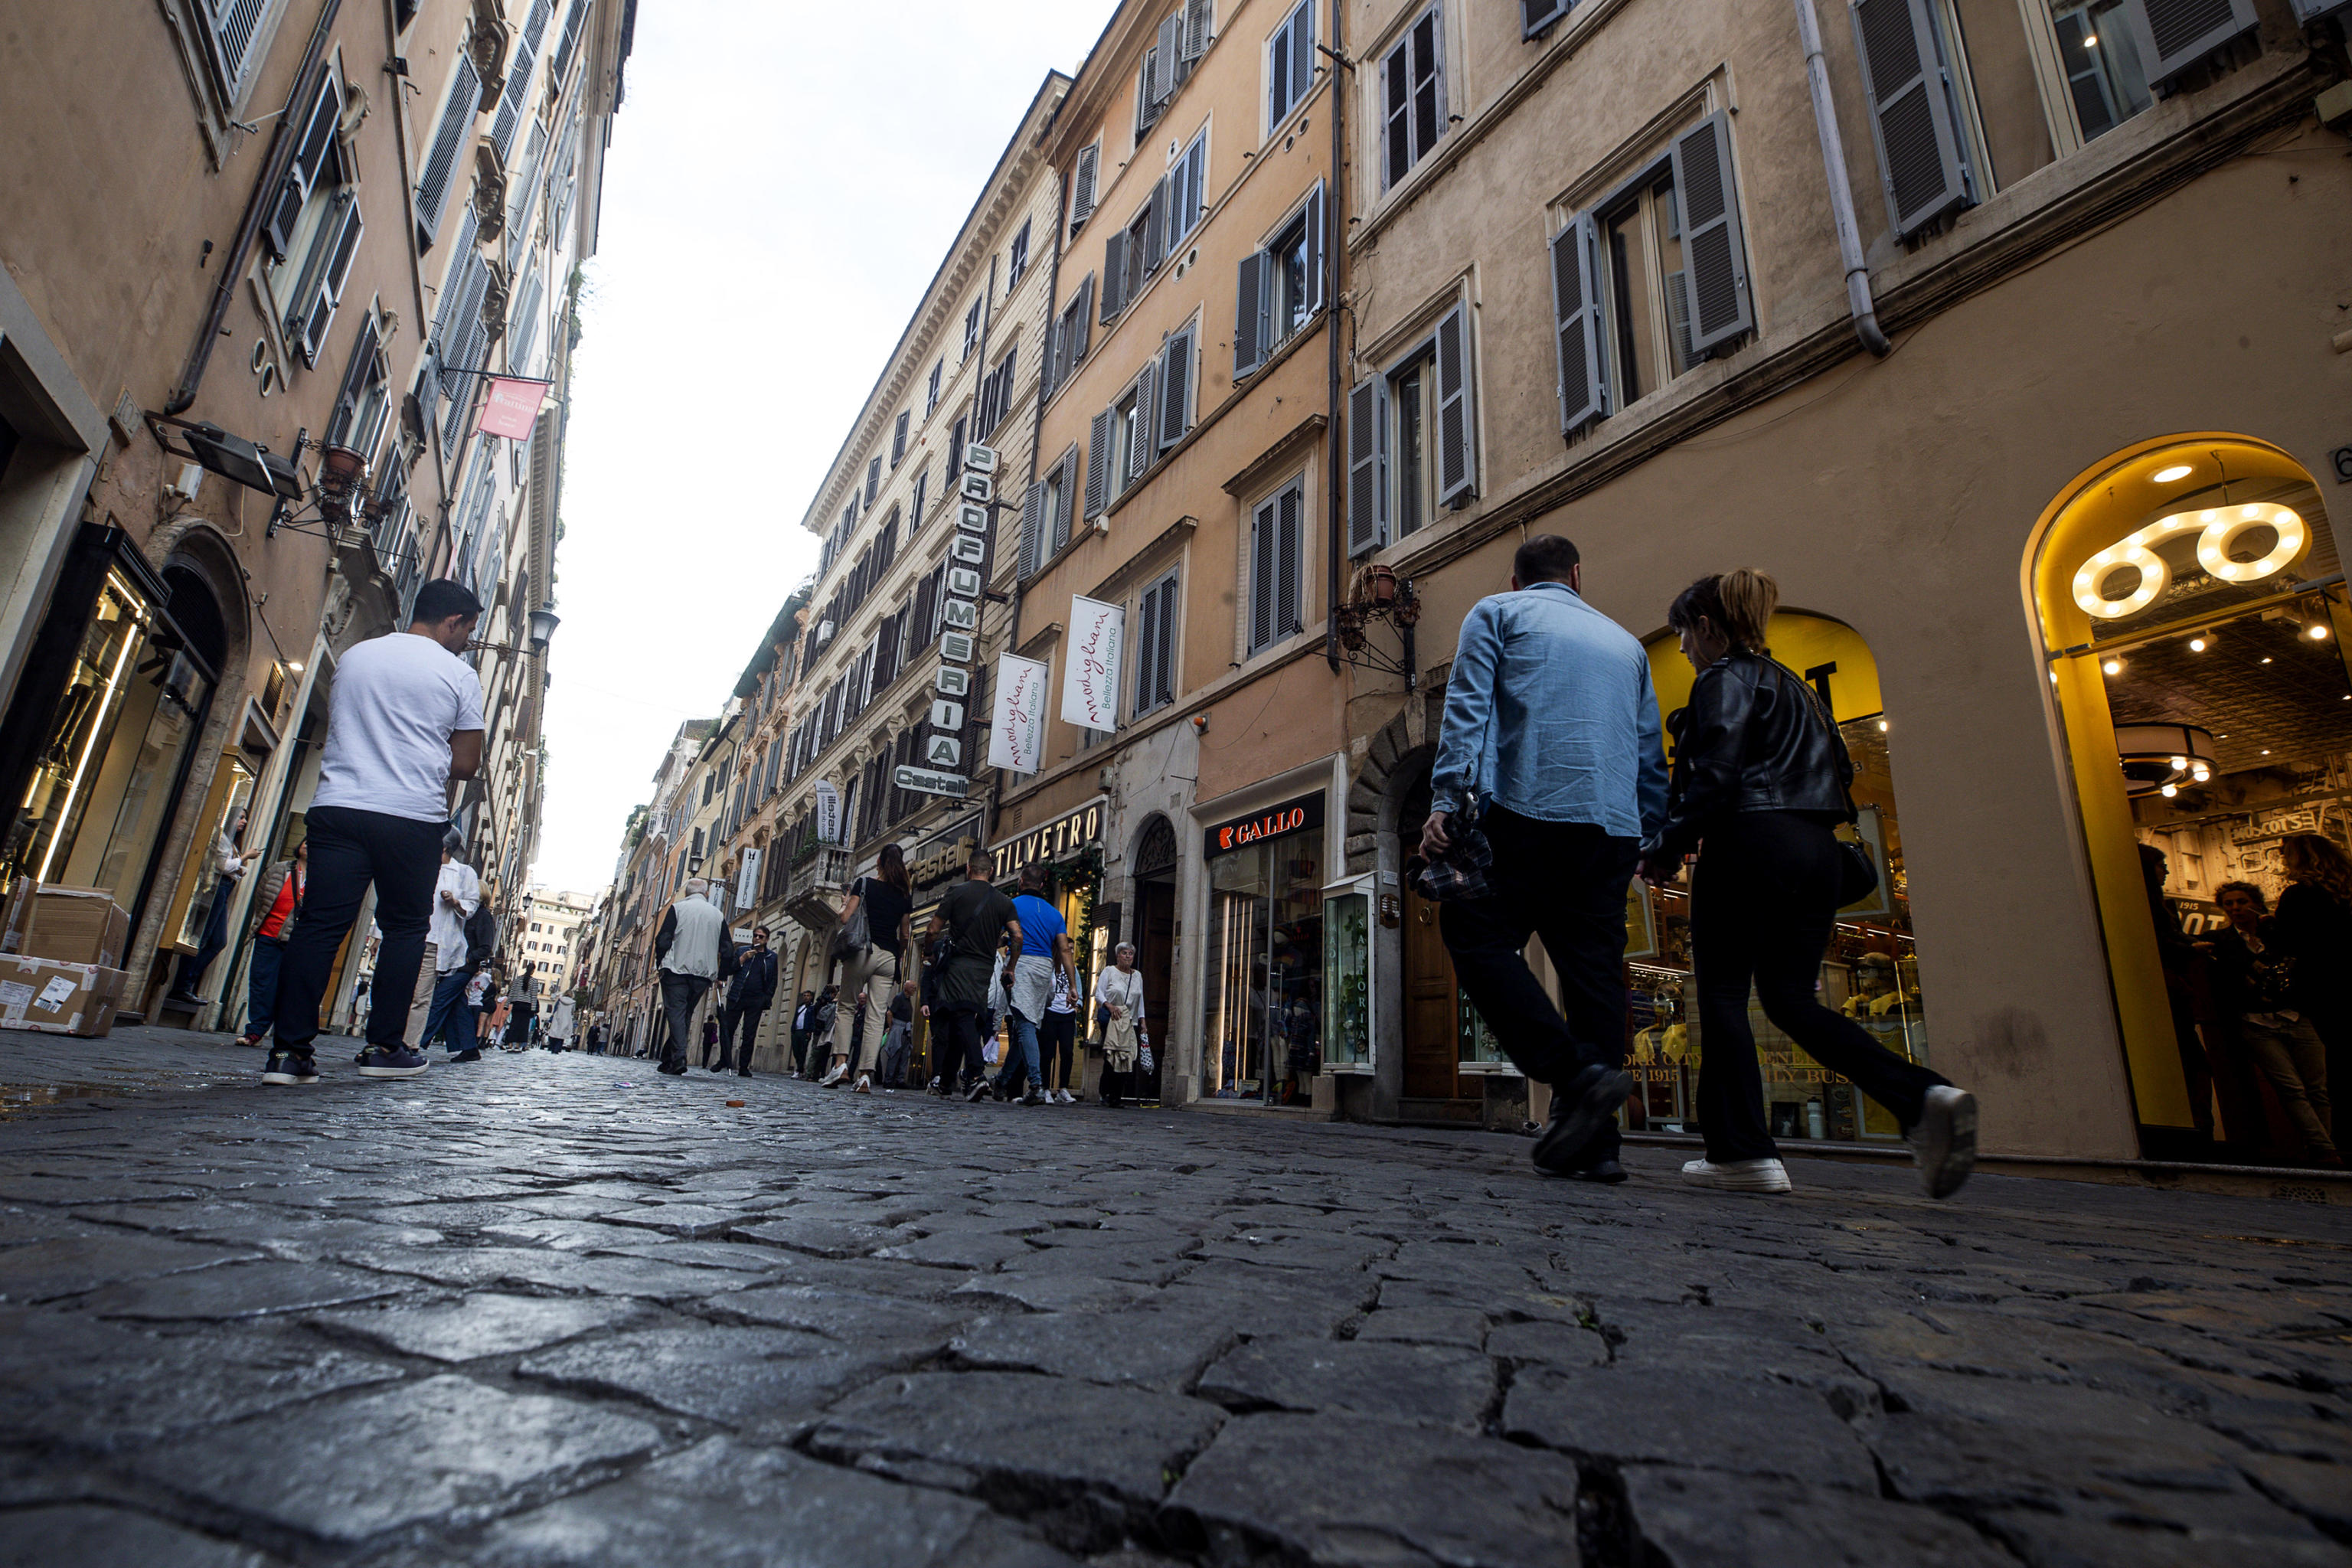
[2242,1014,2335,1158]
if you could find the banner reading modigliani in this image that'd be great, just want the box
[1061,595,1123,734]
[989,653,1050,773]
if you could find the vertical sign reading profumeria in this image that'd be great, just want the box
[1061,595,1123,733]
[990,652,1050,773]
[895,443,997,799]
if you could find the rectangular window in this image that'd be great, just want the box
[326,313,391,459]
[910,465,929,533]
[891,410,910,466]
[962,300,983,361]
[1156,324,1196,455]
[1391,348,1433,542]
[1070,142,1101,233]
[1007,218,1032,288]
[864,456,882,509]
[926,358,943,416]
[414,54,482,245]
[1380,5,1446,191]
[1233,181,1324,377]
[1267,0,1316,130]
[1132,568,1180,715]
[1166,130,1207,250]
[1521,0,1571,36]
[2042,0,2153,140]
[1247,480,1306,655]
[977,346,1018,436]
[1050,275,1095,397]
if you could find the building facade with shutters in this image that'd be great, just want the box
[1326,0,2351,1161]
[0,0,626,1036]
[753,74,1074,1035]
[1001,0,1350,1109]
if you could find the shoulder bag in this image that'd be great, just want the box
[829,878,873,963]
[1772,660,1878,906]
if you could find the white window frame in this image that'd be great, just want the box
[1266,0,1318,137]
[1244,472,1310,657]
[1377,2,1449,193]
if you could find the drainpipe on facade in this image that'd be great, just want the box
[1322,1,1348,675]
[1792,0,1892,359]
[165,0,347,415]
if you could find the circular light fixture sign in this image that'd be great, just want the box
[2071,503,2306,620]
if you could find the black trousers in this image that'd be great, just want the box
[658,971,709,1070]
[937,1004,988,1088]
[270,805,442,1051]
[1440,809,1638,1165]
[1040,1010,1076,1089]
[720,1001,765,1072]
[1691,811,1949,1162]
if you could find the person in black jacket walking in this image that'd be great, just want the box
[720,926,779,1077]
[1638,570,1975,1199]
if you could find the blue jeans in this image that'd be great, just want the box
[243,937,286,1037]
[994,1008,1042,1096]
[420,969,478,1054]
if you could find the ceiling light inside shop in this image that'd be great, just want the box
[1877,720,1890,731]
[2152,464,2194,482]
[2170,756,2188,769]
[2192,765,2211,781]
[2311,622,2333,641]
[2102,657,2124,675]
[2262,657,2273,665]
[2187,635,2208,652]
[2161,784,2177,797]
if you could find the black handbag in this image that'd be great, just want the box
[1406,797,1494,903]
[1777,662,1881,907]
[829,879,873,962]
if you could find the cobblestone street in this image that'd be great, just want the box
[0,1028,2347,1567]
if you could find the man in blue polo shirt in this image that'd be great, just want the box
[995,862,1078,1105]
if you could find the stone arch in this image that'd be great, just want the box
[1130,812,1177,878]
[1343,682,1447,875]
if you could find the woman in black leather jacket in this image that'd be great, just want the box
[1639,570,1975,1199]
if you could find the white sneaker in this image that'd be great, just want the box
[1681,1158,1793,1193]
[1056,1088,1076,1104]
[818,1062,848,1087]
[1909,1085,1978,1199]
[853,1073,872,1095]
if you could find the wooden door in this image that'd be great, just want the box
[1401,877,1460,1099]
[1136,877,1175,1100]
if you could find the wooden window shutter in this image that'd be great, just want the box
[1133,584,1161,714]
[1233,250,1266,376]
[548,0,590,87]
[201,0,272,100]
[1302,180,1326,316]
[1157,327,1193,452]
[2122,0,2256,86]
[892,410,910,466]
[1521,0,1571,36]
[1053,448,1078,549]
[1433,302,1475,508]
[1126,365,1157,483]
[492,0,553,161]
[1151,15,1181,106]
[265,77,341,260]
[1381,35,1411,188]
[1851,0,1973,240]
[1152,575,1178,707]
[1550,214,1606,434]
[415,54,482,245]
[1142,181,1169,276]
[910,466,928,532]
[1669,113,1754,359]
[1276,483,1303,637]
[291,193,364,368]
[1018,480,1045,580]
[1346,376,1387,557]
[1183,0,1214,63]
[1288,1,1314,110]
[1073,276,1094,363]
[1072,145,1100,231]
[1101,231,1129,319]
[1084,407,1115,518]
[1249,498,1277,652]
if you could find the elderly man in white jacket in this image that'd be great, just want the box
[652,877,731,1076]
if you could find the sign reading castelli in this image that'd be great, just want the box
[1203,792,1324,858]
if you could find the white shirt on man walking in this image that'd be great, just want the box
[311,632,485,823]
[429,854,481,973]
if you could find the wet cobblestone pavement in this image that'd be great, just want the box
[2,1027,2348,1566]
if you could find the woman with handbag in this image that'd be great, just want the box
[1638,570,1975,1199]
[822,843,913,1093]
[1094,942,1148,1107]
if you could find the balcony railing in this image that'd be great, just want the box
[786,845,851,930]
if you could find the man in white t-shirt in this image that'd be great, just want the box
[264,579,486,1086]
[416,835,484,1061]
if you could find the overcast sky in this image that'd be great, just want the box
[534,0,1110,894]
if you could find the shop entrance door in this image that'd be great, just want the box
[1401,877,1461,1100]
[1135,876,1174,1102]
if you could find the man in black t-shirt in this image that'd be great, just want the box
[925,854,1020,1099]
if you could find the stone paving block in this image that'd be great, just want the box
[1506,1367,1880,1492]
[1351,1304,1489,1348]
[0,1232,260,1302]
[874,1230,1040,1269]
[1170,1260,1380,1326]
[730,1214,908,1256]
[0,1503,273,1568]
[956,1270,1153,1314]
[1485,1317,1609,1367]
[601,1203,768,1239]
[995,1241,1192,1286]
[1165,1410,1580,1567]
[469,1437,1076,1567]
[949,1308,1238,1392]
[1191,1231,1389,1273]
[78,1259,403,1320]
[808,1370,1223,1511]
[2239,1451,2352,1540]
[132,1373,662,1541]
[311,1292,642,1361]
[1197,1337,1495,1431]
[1978,1508,2351,1567]
[714,1282,969,1350]
[473,1217,656,1252]
[518,1325,897,1429]
[1619,1468,2012,1568]
[336,1244,761,1299]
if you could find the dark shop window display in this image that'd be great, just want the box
[1200,793,1326,1103]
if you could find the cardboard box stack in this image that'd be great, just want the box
[0,882,132,1037]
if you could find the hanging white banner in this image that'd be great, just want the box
[1061,595,1124,733]
[989,653,1050,774]
[735,848,761,910]
[812,780,841,844]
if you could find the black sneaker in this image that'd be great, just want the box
[451,1049,482,1063]
[1555,1158,1628,1184]
[261,1048,318,1086]
[1531,1064,1635,1176]
[963,1078,989,1102]
[356,1045,428,1079]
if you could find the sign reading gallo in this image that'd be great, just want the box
[1203,792,1324,858]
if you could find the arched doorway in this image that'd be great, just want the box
[1638,610,1928,1146]
[1128,813,1177,1104]
[2028,435,2349,1161]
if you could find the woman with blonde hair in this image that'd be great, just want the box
[1639,569,1975,1199]
[2277,832,2352,1129]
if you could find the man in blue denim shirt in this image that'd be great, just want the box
[1421,535,1666,1182]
